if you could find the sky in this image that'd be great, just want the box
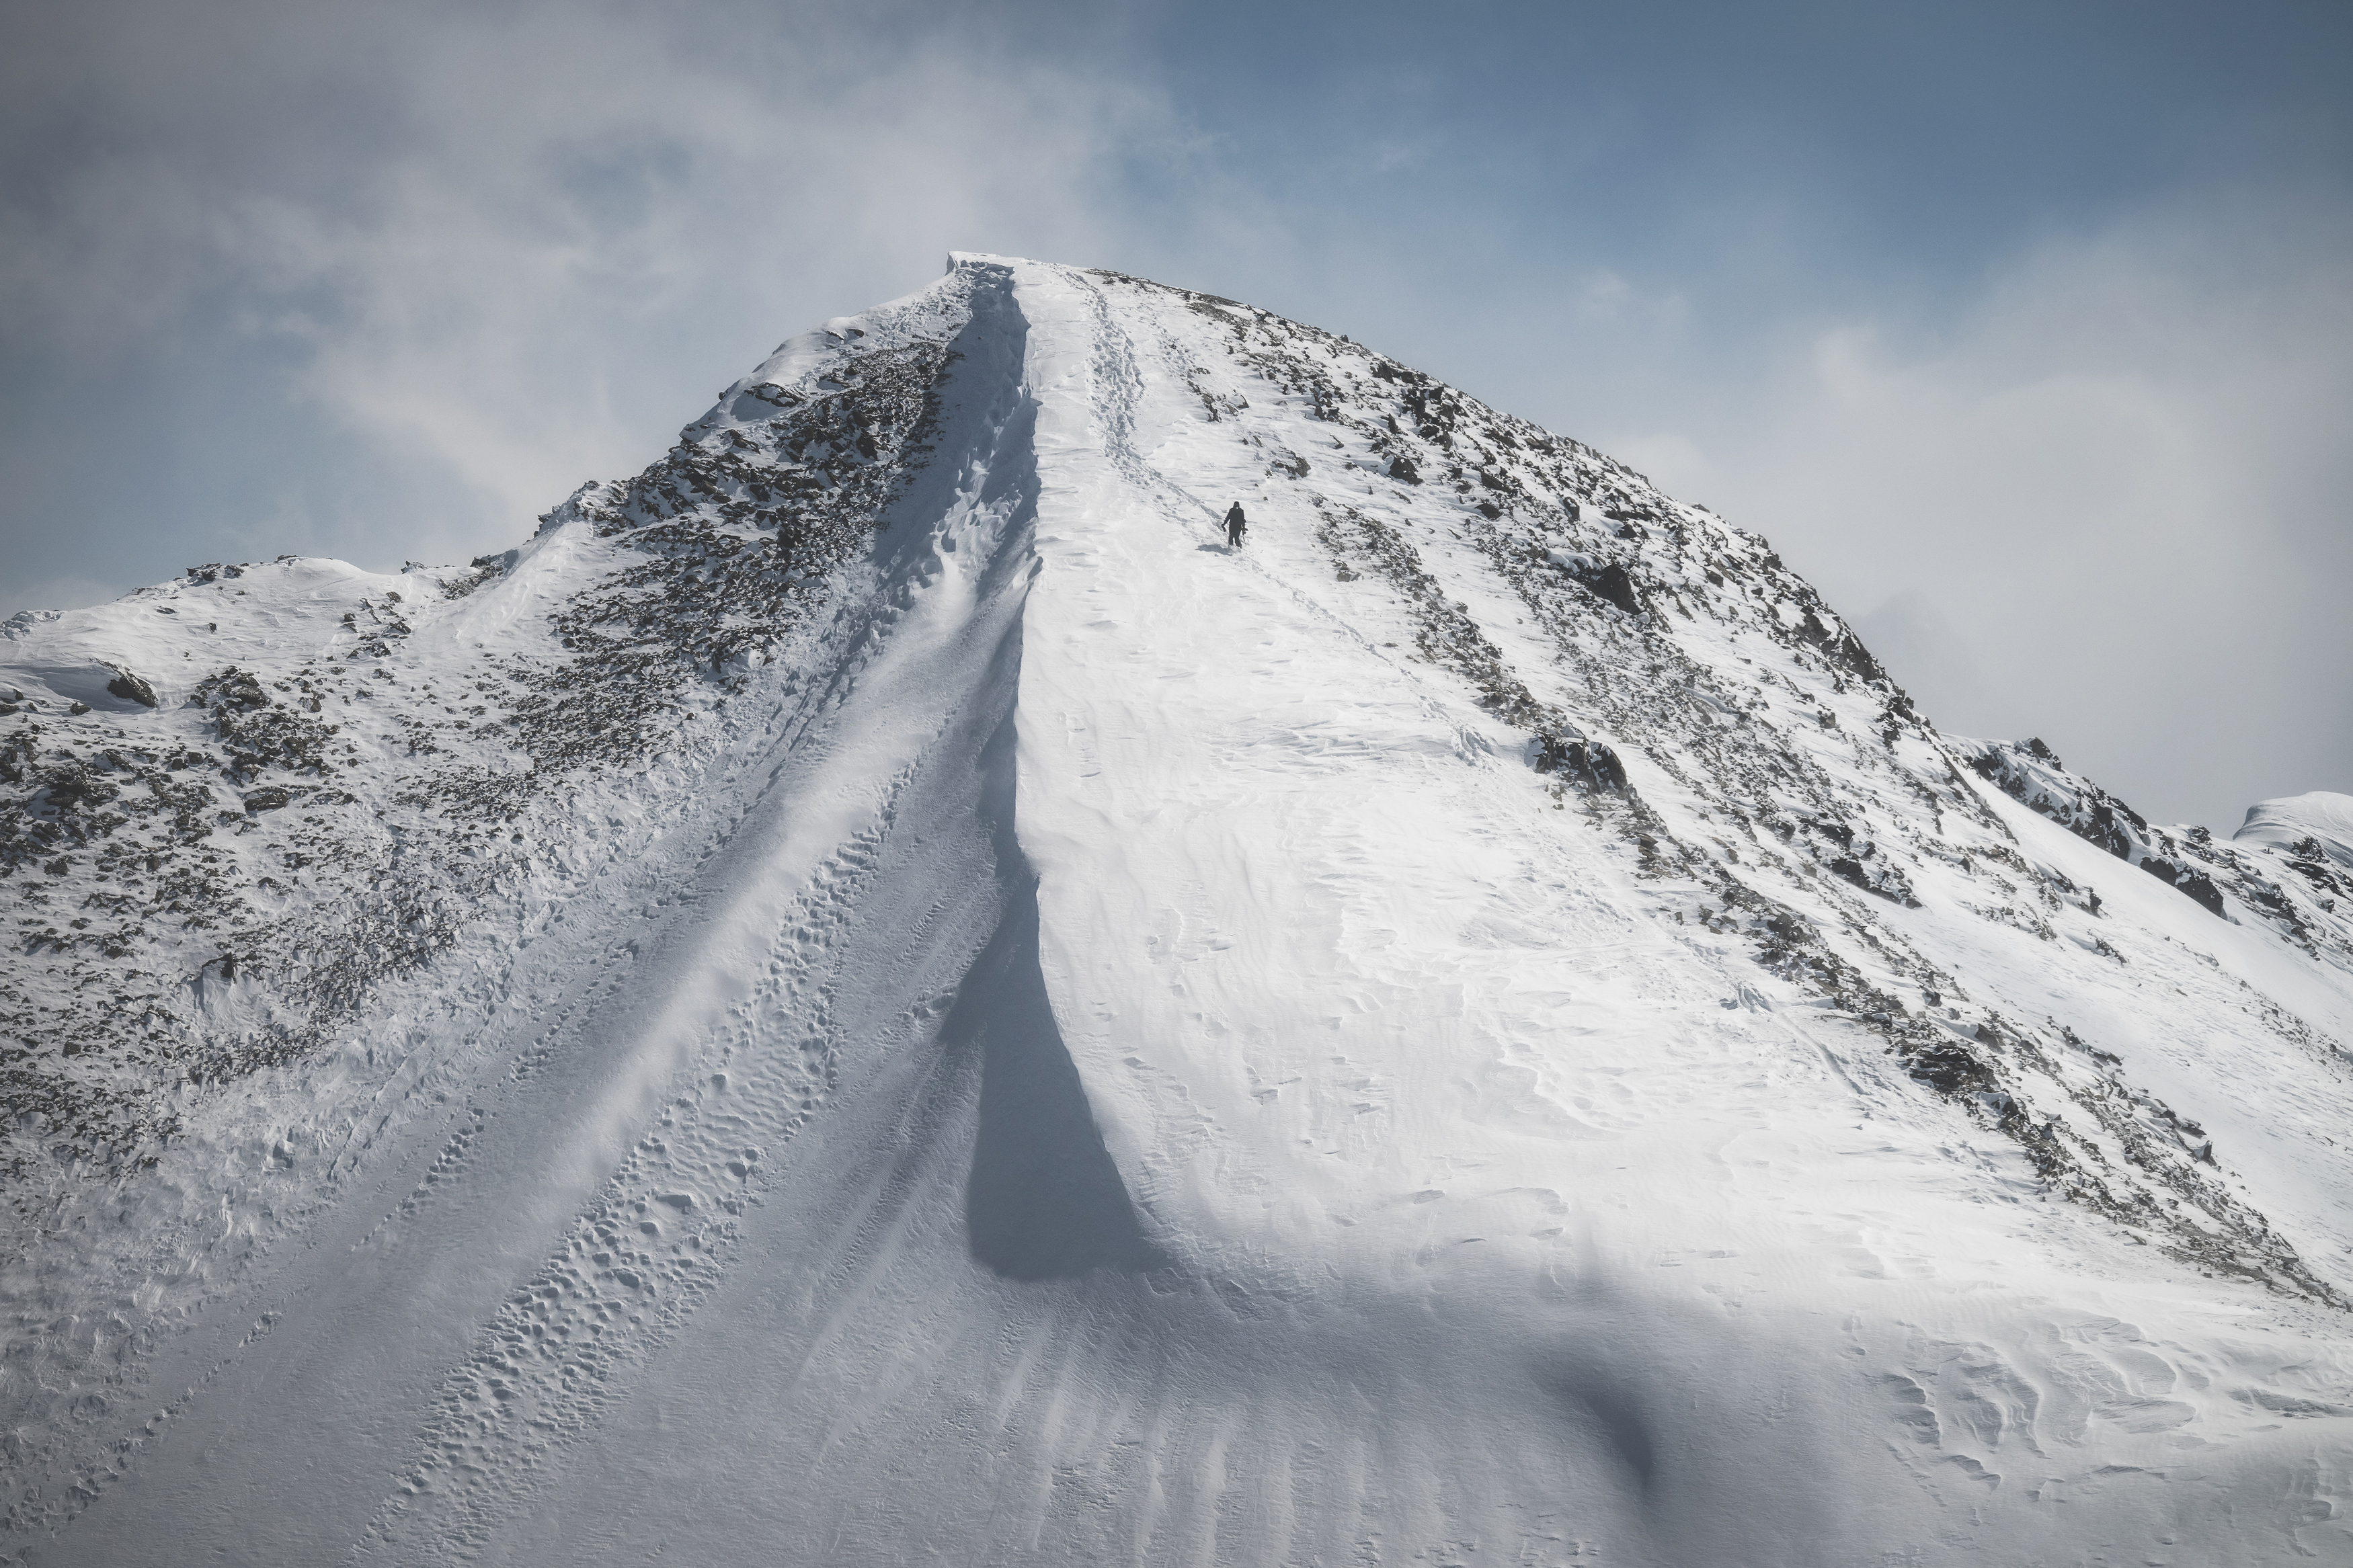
[2,0,2348,830]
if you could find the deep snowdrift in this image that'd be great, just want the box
[5,255,2352,1565]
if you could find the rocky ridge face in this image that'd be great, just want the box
[0,272,978,1198]
[1968,738,2353,958]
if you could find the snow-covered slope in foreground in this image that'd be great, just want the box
[7,256,2353,1565]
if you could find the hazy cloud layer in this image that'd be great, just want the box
[3,0,2348,827]
[1,1,1196,571]
[1611,194,2353,828]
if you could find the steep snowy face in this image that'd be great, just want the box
[1016,261,2353,1296]
[5,255,2353,1566]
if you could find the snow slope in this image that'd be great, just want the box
[5,255,2353,1565]
[2239,793,2353,871]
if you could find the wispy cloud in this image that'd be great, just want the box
[0,0,1207,593]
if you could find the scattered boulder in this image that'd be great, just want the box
[1905,1038,1998,1096]
[2141,856,2225,916]
[103,664,158,708]
[1,659,165,713]
[1580,561,1642,616]
[1533,734,1628,790]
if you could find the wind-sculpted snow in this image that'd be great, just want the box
[2239,791,2353,872]
[4,255,2352,1565]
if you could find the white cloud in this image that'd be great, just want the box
[187,7,1195,554]
[1673,192,2353,825]
[1,1,1230,572]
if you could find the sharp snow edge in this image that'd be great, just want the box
[3,255,2352,1565]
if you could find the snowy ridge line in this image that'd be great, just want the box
[1059,272,1557,785]
[1001,257,2353,1561]
[1072,270,1622,787]
[349,281,1045,1555]
[1966,735,2353,975]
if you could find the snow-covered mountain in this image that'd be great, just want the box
[5,255,2352,1565]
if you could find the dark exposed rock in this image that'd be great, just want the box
[102,666,157,708]
[192,665,337,784]
[1301,495,1630,798]
[2140,856,2225,915]
[1796,610,1886,684]
[1971,740,2149,862]
[1575,561,1642,616]
[1907,1038,1999,1095]
[1533,735,1628,791]
[1961,743,2353,979]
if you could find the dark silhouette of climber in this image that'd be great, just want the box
[1223,503,1247,547]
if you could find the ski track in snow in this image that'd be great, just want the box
[3,255,2352,1564]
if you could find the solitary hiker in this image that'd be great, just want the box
[1223,502,1247,547]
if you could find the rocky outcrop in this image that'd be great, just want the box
[1964,737,2352,963]
[102,664,157,708]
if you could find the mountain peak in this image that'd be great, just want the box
[6,259,2352,1565]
